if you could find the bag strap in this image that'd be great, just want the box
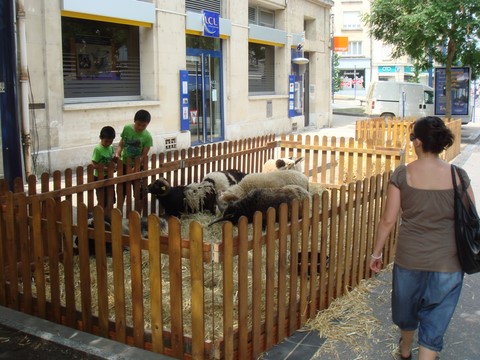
[451,165,461,192]
[452,164,474,207]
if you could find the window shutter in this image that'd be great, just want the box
[186,0,221,13]
[248,7,257,24]
[259,9,274,27]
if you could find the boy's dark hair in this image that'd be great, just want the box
[134,109,151,123]
[99,126,116,140]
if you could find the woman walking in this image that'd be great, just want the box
[370,116,475,360]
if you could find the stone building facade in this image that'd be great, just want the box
[15,0,333,173]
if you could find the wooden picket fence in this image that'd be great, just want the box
[278,133,403,187]
[0,133,411,359]
[0,173,396,359]
[355,117,462,164]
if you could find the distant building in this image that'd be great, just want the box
[331,0,428,98]
[5,0,334,174]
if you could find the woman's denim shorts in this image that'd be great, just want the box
[392,264,463,352]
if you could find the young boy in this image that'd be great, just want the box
[114,109,153,211]
[92,125,116,206]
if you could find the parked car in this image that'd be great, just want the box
[364,81,434,119]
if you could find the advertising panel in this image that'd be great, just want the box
[434,67,470,116]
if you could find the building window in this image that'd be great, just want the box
[347,41,362,56]
[248,43,275,94]
[343,11,361,30]
[248,6,275,28]
[62,17,140,99]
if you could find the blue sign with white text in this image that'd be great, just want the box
[179,70,190,131]
[203,10,220,38]
[288,75,296,118]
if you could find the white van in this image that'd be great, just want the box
[364,81,434,118]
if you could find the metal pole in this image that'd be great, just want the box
[354,65,357,99]
[330,14,334,103]
[0,0,24,189]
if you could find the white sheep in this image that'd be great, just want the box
[201,169,247,211]
[219,170,309,203]
[262,157,304,173]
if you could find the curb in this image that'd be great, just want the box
[0,306,173,360]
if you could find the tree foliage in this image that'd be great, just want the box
[364,0,480,118]
[333,53,342,92]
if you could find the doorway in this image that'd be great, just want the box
[186,36,223,145]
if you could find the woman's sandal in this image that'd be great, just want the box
[399,338,412,360]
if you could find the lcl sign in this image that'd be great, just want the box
[202,10,220,38]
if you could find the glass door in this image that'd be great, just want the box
[186,49,223,144]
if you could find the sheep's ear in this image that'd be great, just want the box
[223,213,235,220]
[208,217,225,226]
[295,157,304,164]
[276,159,286,168]
[208,213,234,226]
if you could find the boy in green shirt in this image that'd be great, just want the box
[114,109,153,212]
[92,126,116,206]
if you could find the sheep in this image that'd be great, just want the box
[218,170,309,203]
[74,215,166,257]
[147,178,216,217]
[183,181,217,214]
[201,169,247,211]
[262,157,304,173]
[209,185,310,227]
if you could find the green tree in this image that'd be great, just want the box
[333,53,342,92]
[364,0,480,118]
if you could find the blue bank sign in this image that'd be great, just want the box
[203,10,219,38]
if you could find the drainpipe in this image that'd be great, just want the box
[16,0,32,177]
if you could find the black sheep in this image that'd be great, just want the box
[209,185,310,226]
[74,215,158,257]
[147,178,216,217]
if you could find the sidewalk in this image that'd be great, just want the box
[332,97,366,117]
[261,115,480,360]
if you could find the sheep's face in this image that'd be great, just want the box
[147,178,170,196]
[276,158,292,169]
[208,205,240,226]
[221,205,241,224]
[184,182,215,198]
[276,157,304,171]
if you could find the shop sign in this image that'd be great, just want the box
[333,36,348,52]
[203,10,220,38]
[378,66,399,73]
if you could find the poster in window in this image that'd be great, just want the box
[339,69,365,90]
[75,35,116,80]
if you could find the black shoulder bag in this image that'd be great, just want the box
[451,165,480,274]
